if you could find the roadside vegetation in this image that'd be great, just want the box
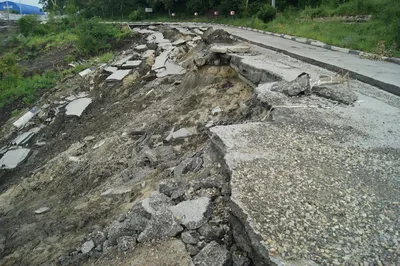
[45,0,398,57]
[0,15,132,117]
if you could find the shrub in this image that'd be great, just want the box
[256,4,276,23]
[18,15,40,36]
[75,18,120,56]
[0,53,21,84]
[129,8,146,21]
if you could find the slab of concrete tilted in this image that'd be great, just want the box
[211,83,400,265]
[209,24,400,96]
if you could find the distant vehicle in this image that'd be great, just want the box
[0,1,45,15]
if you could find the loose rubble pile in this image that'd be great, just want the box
[1,23,395,266]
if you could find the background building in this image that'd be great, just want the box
[0,1,44,15]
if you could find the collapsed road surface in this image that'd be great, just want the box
[0,24,399,266]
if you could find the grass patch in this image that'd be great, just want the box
[0,71,61,107]
[98,52,114,63]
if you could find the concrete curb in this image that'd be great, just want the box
[128,21,400,66]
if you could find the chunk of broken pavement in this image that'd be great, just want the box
[193,241,231,266]
[273,73,311,96]
[210,44,250,54]
[141,191,173,215]
[65,98,92,117]
[312,84,358,104]
[135,44,148,51]
[181,231,199,245]
[79,67,95,78]
[173,39,187,46]
[106,70,131,82]
[121,60,142,69]
[81,240,95,254]
[172,127,196,139]
[137,208,183,242]
[169,197,211,230]
[0,148,31,170]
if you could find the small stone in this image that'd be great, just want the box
[81,240,95,254]
[181,231,199,245]
[186,244,201,256]
[35,207,50,214]
[193,241,231,266]
[232,252,251,266]
[159,181,187,197]
[198,224,224,242]
[117,235,136,251]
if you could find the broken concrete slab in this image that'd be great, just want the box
[35,207,50,214]
[142,50,155,59]
[172,127,196,139]
[0,148,31,169]
[112,55,135,67]
[137,29,155,34]
[13,107,40,128]
[135,44,148,51]
[104,66,118,74]
[210,44,251,54]
[193,36,202,42]
[169,197,211,229]
[312,84,358,104]
[65,98,92,117]
[141,191,172,215]
[11,132,35,146]
[174,27,196,36]
[106,70,131,82]
[79,67,96,78]
[272,73,311,96]
[152,50,171,71]
[172,39,187,46]
[156,60,186,78]
[193,241,231,266]
[121,60,142,69]
[193,29,203,35]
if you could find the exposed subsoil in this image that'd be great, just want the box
[0,25,257,266]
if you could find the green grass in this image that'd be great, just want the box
[97,52,114,63]
[0,71,61,107]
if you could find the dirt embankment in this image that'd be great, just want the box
[0,25,258,266]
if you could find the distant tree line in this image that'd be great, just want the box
[39,0,353,18]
